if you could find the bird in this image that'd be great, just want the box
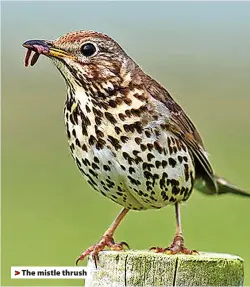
[23,30,250,265]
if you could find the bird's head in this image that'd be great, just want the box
[23,30,136,89]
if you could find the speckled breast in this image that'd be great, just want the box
[64,87,195,211]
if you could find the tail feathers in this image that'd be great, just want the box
[215,176,250,197]
[195,175,250,197]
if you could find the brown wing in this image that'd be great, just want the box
[144,75,217,192]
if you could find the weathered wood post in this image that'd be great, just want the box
[85,251,244,286]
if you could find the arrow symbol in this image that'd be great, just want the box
[15,271,20,276]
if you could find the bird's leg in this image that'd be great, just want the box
[165,203,196,254]
[76,208,129,265]
[151,203,197,254]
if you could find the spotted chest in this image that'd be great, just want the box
[64,86,195,210]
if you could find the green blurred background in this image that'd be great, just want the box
[2,1,250,286]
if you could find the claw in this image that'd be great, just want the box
[76,235,129,266]
[150,235,198,255]
[165,247,198,255]
[76,245,95,265]
[150,247,167,253]
[166,235,198,255]
[150,245,198,255]
[115,241,130,250]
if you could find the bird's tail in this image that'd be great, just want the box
[215,176,250,197]
[195,175,250,197]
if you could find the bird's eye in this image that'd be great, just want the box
[80,43,97,57]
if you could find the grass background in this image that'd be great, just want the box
[2,1,250,286]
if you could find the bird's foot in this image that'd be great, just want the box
[76,234,129,266]
[150,235,198,255]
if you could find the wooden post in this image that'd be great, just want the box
[85,251,244,286]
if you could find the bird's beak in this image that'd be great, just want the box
[22,39,75,67]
